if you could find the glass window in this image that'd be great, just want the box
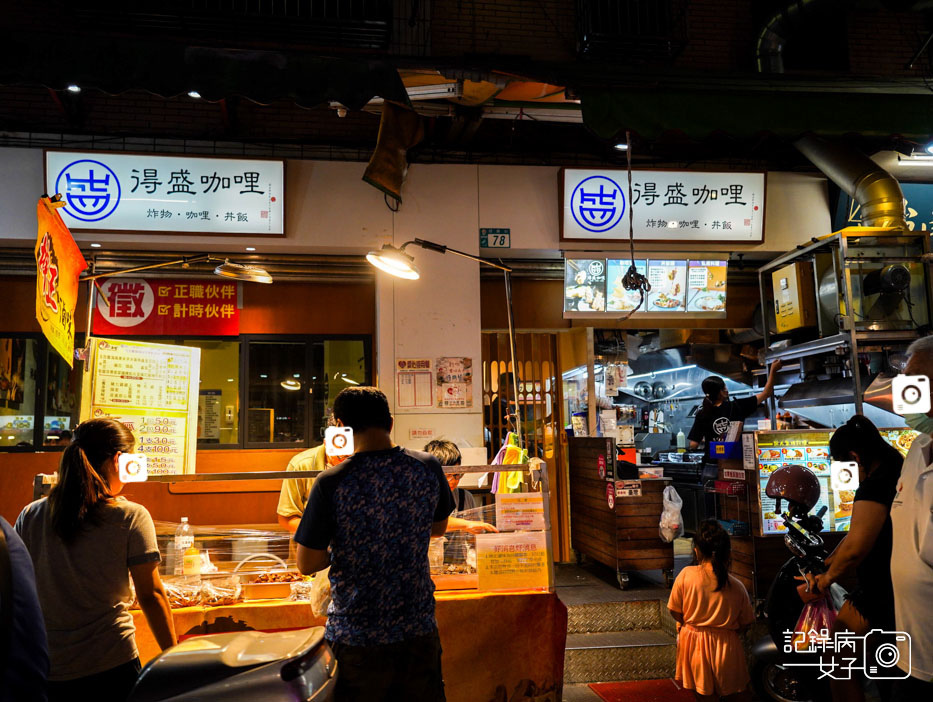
[43,345,82,449]
[0,338,39,448]
[309,339,372,442]
[178,340,240,446]
[247,341,307,445]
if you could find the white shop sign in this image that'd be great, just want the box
[561,169,765,243]
[45,151,284,235]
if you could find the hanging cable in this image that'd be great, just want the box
[619,130,650,321]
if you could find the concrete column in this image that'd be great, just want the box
[373,164,485,451]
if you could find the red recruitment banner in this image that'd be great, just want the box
[92,277,239,335]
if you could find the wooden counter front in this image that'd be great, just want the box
[133,590,567,702]
[569,437,674,586]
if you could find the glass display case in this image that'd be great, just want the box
[153,522,303,607]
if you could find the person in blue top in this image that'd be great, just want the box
[295,386,455,702]
[0,516,49,702]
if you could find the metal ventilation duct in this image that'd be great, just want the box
[794,134,907,229]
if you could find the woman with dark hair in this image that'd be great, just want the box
[15,418,176,702]
[669,519,755,701]
[809,414,903,702]
[687,360,783,460]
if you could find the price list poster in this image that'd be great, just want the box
[80,338,200,475]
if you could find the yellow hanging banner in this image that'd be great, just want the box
[35,197,87,367]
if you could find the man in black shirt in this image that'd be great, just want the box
[688,360,783,459]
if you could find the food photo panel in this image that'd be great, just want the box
[647,260,687,312]
[564,259,607,312]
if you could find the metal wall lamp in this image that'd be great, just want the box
[366,238,523,449]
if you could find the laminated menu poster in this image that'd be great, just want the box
[436,357,473,409]
[646,260,687,312]
[564,259,606,312]
[606,259,647,312]
[757,430,834,533]
[476,531,549,591]
[880,427,919,458]
[760,477,831,535]
[686,260,728,313]
[80,338,200,475]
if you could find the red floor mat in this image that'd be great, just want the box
[589,678,695,702]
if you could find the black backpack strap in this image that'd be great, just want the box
[0,524,13,663]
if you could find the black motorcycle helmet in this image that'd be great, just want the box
[765,464,821,518]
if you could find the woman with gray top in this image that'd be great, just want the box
[15,418,176,702]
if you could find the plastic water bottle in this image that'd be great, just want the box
[676,430,686,452]
[173,517,194,575]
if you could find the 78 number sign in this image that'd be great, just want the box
[480,228,511,249]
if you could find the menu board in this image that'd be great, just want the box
[756,431,840,534]
[647,260,687,312]
[80,338,200,475]
[755,428,924,535]
[564,259,606,312]
[687,260,728,313]
[606,259,648,312]
[880,427,920,458]
[564,257,728,317]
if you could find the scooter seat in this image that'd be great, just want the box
[131,627,327,702]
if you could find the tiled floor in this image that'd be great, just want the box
[555,539,693,608]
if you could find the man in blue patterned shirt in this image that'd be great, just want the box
[295,386,455,702]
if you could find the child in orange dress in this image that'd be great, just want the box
[668,519,755,701]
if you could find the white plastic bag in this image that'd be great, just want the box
[309,567,331,617]
[659,486,684,543]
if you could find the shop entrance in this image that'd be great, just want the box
[481,331,570,562]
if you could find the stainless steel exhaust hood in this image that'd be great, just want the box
[779,374,907,428]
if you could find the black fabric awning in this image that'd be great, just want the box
[0,32,409,111]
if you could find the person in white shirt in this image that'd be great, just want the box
[889,335,933,699]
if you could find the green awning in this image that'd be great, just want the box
[581,88,933,141]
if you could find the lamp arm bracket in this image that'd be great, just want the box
[412,238,448,254]
[82,253,216,281]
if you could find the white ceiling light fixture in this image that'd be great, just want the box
[281,379,301,391]
[90,243,101,248]
[187,90,202,99]
[66,84,81,93]
[245,246,256,252]
[481,105,583,123]
[614,143,629,151]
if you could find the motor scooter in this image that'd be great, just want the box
[751,504,846,702]
[128,626,336,702]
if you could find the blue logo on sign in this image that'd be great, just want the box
[54,159,121,222]
[571,175,625,233]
